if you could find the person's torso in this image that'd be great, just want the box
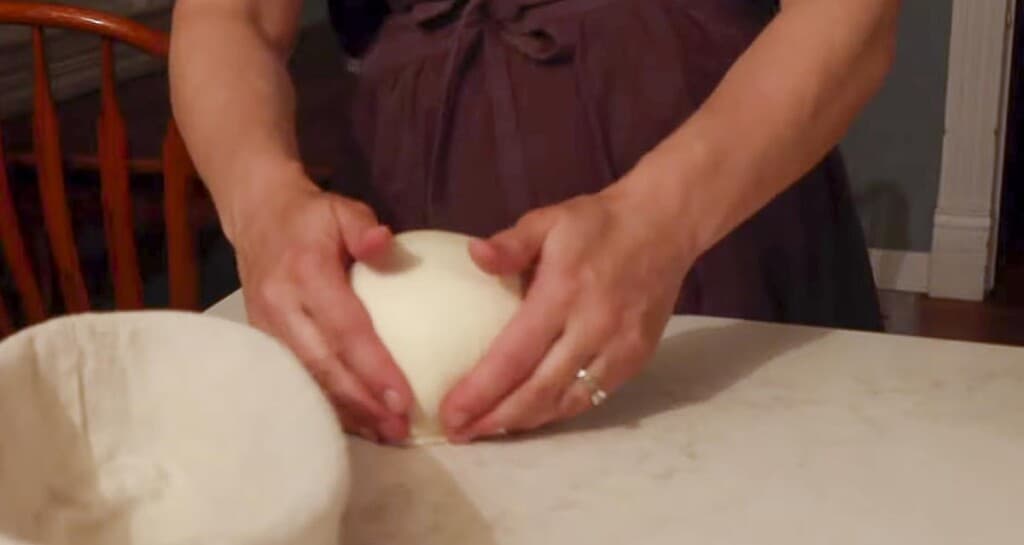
[326,0,779,58]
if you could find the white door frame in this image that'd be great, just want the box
[929,0,1017,301]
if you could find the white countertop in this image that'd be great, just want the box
[205,290,1024,545]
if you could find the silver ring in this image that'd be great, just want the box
[575,368,608,407]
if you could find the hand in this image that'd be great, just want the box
[439,179,693,442]
[232,182,414,444]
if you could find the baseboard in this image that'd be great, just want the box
[869,249,931,293]
[927,214,992,301]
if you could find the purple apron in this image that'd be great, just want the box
[327,0,883,331]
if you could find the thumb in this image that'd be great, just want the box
[470,210,554,275]
[330,198,393,261]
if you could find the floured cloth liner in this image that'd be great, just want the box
[0,311,349,545]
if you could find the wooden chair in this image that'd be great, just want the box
[0,2,198,338]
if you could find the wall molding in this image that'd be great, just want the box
[870,249,931,293]
[929,0,1016,301]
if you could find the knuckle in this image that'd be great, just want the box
[334,397,378,430]
[351,355,398,392]
[335,411,376,441]
[590,310,623,340]
[556,382,590,417]
[522,206,561,229]
[545,268,581,303]
[295,340,334,369]
[526,381,561,408]
[563,389,592,417]
[519,207,549,226]
[591,199,614,225]
[309,362,381,417]
[554,264,580,285]
[331,311,366,339]
[287,249,323,281]
[544,290,576,320]
[245,312,272,333]
[576,262,598,286]
[617,327,653,360]
[303,359,335,387]
[340,198,376,222]
[256,281,289,308]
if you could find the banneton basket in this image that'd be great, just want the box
[0,311,348,545]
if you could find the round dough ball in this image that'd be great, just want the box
[0,311,348,545]
[350,230,524,445]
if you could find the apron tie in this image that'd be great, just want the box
[405,0,577,224]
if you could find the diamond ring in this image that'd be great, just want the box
[575,368,608,407]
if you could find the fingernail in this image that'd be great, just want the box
[357,427,379,443]
[382,389,405,415]
[446,411,469,431]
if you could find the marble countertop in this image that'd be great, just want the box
[205,290,1024,545]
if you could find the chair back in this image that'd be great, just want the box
[0,2,198,337]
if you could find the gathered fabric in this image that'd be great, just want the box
[328,0,884,330]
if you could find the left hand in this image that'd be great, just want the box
[439,178,694,442]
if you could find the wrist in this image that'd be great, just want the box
[211,159,320,245]
[610,126,731,259]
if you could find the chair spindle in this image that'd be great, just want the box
[162,121,198,310]
[0,127,47,323]
[98,38,143,309]
[31,26,90,313]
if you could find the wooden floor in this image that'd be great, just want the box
[879,260,1024,347]
[879,291,1024,347]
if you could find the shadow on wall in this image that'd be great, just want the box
[853,179,912,251]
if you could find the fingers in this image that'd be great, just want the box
[558,328,652,420]
[557,355,614,421]
[439,271,570,439]
[457,324,597,440]
[442,208,562,437]
[335,409,377,443]
[252,296,383,440]
[452,298,657,441]
[351,225,393,262]
[447,208,582,439]
[470,209,556,275]
[238,192,410,443]
[457,306,623,440]
[446,194,673,443]
[316,354,398,440]
[295,249,414,443]
[330,197,393,262]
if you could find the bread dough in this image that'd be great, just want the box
[350,230,524,445]
[0,311,348,545]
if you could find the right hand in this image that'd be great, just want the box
[231,183,413,444]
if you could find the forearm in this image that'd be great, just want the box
[169,0,310,242]
[627,0,900,256]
